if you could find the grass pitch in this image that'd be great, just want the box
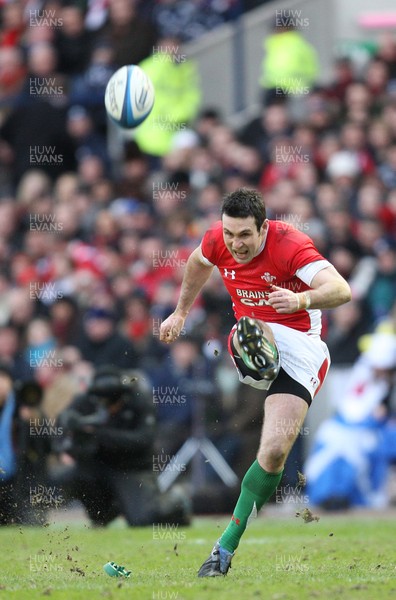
[0,512,395,600]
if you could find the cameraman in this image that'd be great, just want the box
[16,380,52,524]
[55,365,190,526]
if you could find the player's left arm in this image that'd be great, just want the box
[303,265,352,309]
[268,265,351,314]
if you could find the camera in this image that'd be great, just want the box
[15,380,43,408]
[88,366,127,405]
[57,366,138,457]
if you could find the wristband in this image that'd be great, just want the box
[304,291,311,309]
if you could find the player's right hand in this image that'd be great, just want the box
[159,313,186,344]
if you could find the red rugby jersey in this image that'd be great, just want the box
[200,220,328,335]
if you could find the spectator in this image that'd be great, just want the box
[40,348,93,421]
[49,296,81,346]
[54,4,92,76]
[325,57,355,103]
[326,300,370,367]
[380,189,396,236]
[6,288,35,335]
[342,82,373,125]
[259,20,319,105]
[0,1,25,49]
[378,144,396,190]
[365,238,396,323]
[134,36,201,160]
[239,103,291,162]
[305,333,396,509]
[340,121,375,176]
[76,306,138,369]
[120,290,166,371]
[151,336,206,456]
[25,317,57,373]
[131,236,178,301]
[69,41,115,131]
[0,42,76,184]
[375,32,396,79]
[0,46,26,109]
[367,119,392,166]
[66,105,109,171]
[152,0,223,41]
[325,150,361,209]
[97,0,157,68]
[364,58,390,107]
[0,325,33,382]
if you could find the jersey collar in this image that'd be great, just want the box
[253,224,269,258]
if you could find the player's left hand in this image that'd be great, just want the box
[267,285,300,313]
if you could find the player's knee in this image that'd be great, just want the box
[257,443,287,472]
[256,320,276,344]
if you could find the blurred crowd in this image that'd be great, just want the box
[0,0,395,522]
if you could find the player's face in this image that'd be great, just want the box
[222,215,268,263]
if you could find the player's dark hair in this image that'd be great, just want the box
[221,188,266,232]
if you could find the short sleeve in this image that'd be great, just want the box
[282,228,325,275]
[296,260,331,286]
[198,245,214,266]
[200,221,222,266]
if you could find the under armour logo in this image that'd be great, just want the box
[231,514,240,525]
[224,269,236,279]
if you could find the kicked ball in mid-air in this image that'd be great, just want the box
[104,65,155,129]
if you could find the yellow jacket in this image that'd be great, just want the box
[134,54,201,157]
[260,30,319,92]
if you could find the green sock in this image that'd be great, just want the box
[220,460,283,553]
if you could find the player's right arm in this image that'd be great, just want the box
[159,247,214,343]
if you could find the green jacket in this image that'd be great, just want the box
[134,54,201,157]
[260,30,319,93]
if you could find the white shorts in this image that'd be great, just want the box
[227,322,330,400]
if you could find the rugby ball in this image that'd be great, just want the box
[104,65,155,129]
